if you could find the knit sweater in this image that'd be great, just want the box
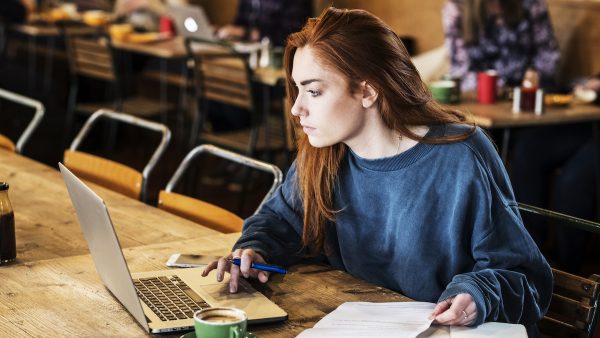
[234,124,552,333]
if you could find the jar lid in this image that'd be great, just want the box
[0,182,8,191]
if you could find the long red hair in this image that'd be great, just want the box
[284,7,475,254]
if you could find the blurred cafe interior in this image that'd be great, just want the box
[1,0,600,337]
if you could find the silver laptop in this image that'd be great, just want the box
[169,4,215,40]
[58,163,287,333]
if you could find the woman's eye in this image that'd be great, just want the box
[307,89,321,97]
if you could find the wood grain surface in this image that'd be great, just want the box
[0,150,218,263]
[0,233,410,337]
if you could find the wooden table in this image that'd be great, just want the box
[0,234,411,337]
[456,96,600,129]
[0,150,219,263]
[0,151,413,337]
[111,36,285,87]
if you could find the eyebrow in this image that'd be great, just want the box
[295,79,323,86]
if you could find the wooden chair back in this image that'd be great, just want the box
[540,269,600,338]
[186,39,255,111]
[63,25,116,82]
[64,150,142,199]
[64,110,171,201]
[185,38,259,149]
[159,144,283,232]
[158,191,243,233]
[518,203,600,338]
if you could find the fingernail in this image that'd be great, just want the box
[217,273,222,281]
[230,285,237,293]
[243,273,249,278]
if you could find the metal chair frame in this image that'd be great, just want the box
[68,109,171,201]
[0,88,45,153]
[165,144,283,216]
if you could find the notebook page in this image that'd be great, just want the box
[296,302,436,338]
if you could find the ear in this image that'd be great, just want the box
[360,81,379,108]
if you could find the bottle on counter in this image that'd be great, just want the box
[0,182,16,265]
[520,68,539,112]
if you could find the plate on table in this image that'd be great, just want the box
[127,32,172,44]
[544,94,573,107]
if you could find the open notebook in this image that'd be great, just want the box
[296,302,526,338]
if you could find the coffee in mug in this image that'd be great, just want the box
[194,307,247,338]
[203,315,242,323]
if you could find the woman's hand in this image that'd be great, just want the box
[429,293,477,326]
[201,248,270,293]
[216,25,245,40]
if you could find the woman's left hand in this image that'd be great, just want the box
[429,293,477,326]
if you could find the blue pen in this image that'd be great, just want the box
[227,258,287,274]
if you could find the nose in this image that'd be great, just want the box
[291,95,306,117]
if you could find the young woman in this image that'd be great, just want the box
[203,7,551,335]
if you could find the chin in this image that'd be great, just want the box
[307,136,336,148]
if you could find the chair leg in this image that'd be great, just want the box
[63,80,79,150]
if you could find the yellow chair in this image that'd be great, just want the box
[0,88,45,153]
[158,144,283,233]
[63,109,171,202]
[518,204,600,338]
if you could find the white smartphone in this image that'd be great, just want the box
[165,253,222,268]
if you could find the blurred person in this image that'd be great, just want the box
[114,0,187,31]
[203,7,552,337]
[217,0,312,47]
[443,0,595,274]
[442,0,560,91]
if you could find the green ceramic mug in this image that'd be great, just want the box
[430,80,458,104]
[194,307,247,338]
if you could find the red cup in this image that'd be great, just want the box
[477,70,498,104]
[159,16,174,37]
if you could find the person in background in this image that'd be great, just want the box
[217,0,312,47]
[443,0,595,274]
[114,0,187,31]
[0,0,35,24]
[442,0,560,91]
[203,7,552,337]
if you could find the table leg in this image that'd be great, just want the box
[160,58,167,124]
[28,35,36,93]
[262,84,271,159]
[593,122,600,221]
[43,36,55,93]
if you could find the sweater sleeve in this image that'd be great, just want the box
[232,163,306,267]
[438,139,552,328]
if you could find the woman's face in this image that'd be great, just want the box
[290,47,369,148]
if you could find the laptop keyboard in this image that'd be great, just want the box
[133,275,210,322]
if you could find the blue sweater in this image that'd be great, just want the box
[234,124,552,332]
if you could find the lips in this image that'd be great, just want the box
[301,125,316,134]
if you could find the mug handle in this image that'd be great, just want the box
[230,326,243,338]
